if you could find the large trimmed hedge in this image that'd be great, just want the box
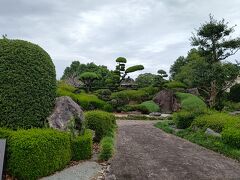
[6,129,72,179]
[0,39,56,129]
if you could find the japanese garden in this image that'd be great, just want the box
[1,4,240,180]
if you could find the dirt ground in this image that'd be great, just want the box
[109,120,240,180]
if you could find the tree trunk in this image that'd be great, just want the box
[209,80,217,108]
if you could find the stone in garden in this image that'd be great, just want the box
[149,112,162,116]
[229,111,240,116]
[153,90,181,113]
[47,96,84,132]
[186,88,200,96]
[205,128,221,138]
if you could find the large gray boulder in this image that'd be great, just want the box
[47,96,84,132]
[153,90,180,113]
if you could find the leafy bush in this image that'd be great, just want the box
[173,110,201,129]
[176,92,207,111]
[164,81,187,89]
[7,129,71,179]
[124,104,150,114]
[57,83,108,111]
[94,89,112,101]
[222,127,240,148]
[71,129,93,160]
[141,101,160,112]
[229,84,240,102]
[223,101,240,112]
[57,81,76,93]
[192,112,240,133]
[99,136,115,161]
[85,111,116,142]
[0,39,56,129]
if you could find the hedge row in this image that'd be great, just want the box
[0,128,92,179]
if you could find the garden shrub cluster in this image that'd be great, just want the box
[0,127,93,179]
[173,110,202,129]
[94,89,112,101]
[85,110,116,142]
[57,82,111,111]
[141,100,160,112]
[110,87,158,111]
[222,127,240,148]
[192,112,240,133]
[176,92,207,111]
[71,129,93,160]
[0,39,56,129]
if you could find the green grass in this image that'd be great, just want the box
[176,92,207,111]
[155,121,240,161]
[141,100,160,112]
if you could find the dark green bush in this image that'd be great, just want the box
[0,39,56,129]
[99,136,115,161]
[229,84,240,102]
[71,129,93,160]
[94,89,112,101]
[173,110,201,129]
[223,101,240,112]
[0,128,13,139]
[85,111,116,142]
[192,112,240,133]
[7,129,71,180]
[222,127,240,148]
[176,92,207,111]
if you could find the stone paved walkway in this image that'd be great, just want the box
[109,120,240,180]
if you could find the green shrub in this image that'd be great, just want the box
[0,39,56,129]
[94,89,112,101]
[85,111,116,142]
[176,92,207,111]
[229,84,240,102]
[103,103,114,112]
[192,112,240,133]
[57,83,107,111]
[99,136,115,161]
[223,101,240,112]
[57,81,76,93]
[124,104,150,114]
[71,129,93,160]
[7,129,71,180]
[141,100,160,112]
[222,127,240,148]
[173,110,201,129]
[0,128,13,139]
[164,81,187,89]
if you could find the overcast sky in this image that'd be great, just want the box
[1,0,240,79]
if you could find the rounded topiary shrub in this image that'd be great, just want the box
[229,84,240,102]
[84,110,116,142]
[0,39,56,129]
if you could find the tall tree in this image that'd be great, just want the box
[79,72,99,92]
[114,57,144,86]
[190,15,240,107]
[135,73,156,88]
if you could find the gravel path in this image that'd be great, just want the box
[40,161,102,180]
[109,120,240,180]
